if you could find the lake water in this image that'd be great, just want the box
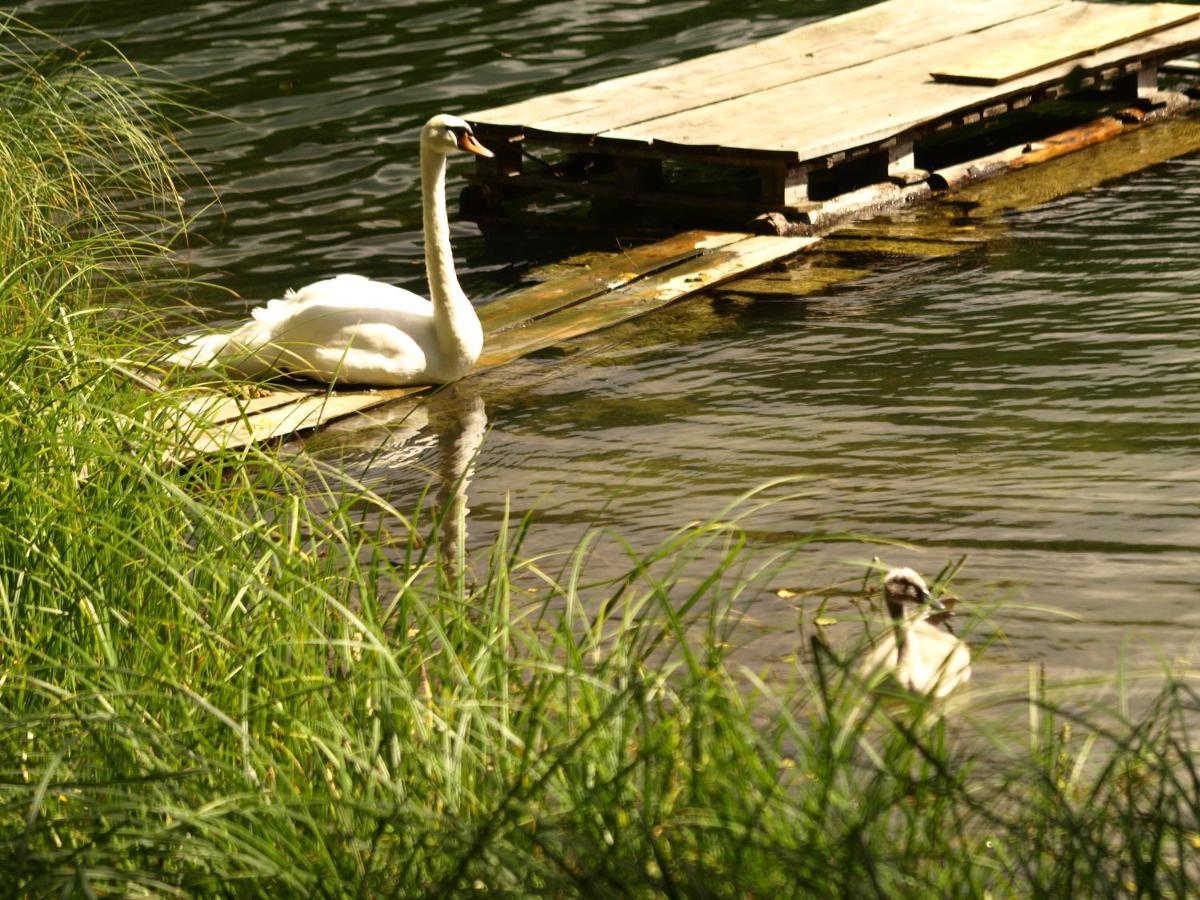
[25,0,1200,692]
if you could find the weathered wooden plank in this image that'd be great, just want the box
[931,2,1200,85]
[478,230,740,333]
[606,17,1200,160]
[715,267,871,296]
[958,112,1200,214]
[477,235,815,366]
[1162,56,1200,73]
[468,0,1064,136]
[181,389,310,425]
[185,387,422,456]
[179,235,809,454]
[833,220,1002,242]
[816,236,980,258]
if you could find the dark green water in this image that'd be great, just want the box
[24,0,1200,687]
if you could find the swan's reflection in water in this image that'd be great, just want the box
[308,383,487,569]
[425,385,487,569]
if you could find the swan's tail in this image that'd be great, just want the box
[166,322,278,378]
[167,330,235,368]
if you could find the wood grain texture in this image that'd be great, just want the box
[467,0,1064,136]
[930,2,1200,85]
[715,267,871,296]
[477,235,815,366]
[181,387,422,456]
[478,230,739,333]
[467,1,1200,165]
[603,17,1200,159]
[180,389,309,426]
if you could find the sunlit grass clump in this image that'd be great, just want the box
[1,19,1198,898]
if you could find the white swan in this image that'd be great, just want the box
[168,114,493,386]
[859,567,971,699]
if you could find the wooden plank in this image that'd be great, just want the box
[604,17,1200,159]
[477,235,815,366]
[478,230,740,333]
[958,113,1200,214]
[931,2,1200,85]
[181,235,808,454]
[184,387,422,456]
[467,0,1064,137]
[834,220,1002,242]
[1162,56,1200,73]
[180,389,310,425]
[816,236,980,258]
[715,267,871,296]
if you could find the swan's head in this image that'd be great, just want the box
[883,567,944,619]
[422,114,494,158]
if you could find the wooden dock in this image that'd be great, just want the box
[168,0,1200,457]
[462,0,1200,231]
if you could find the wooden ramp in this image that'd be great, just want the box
[462,0,1200,223]
[174,232,814,456]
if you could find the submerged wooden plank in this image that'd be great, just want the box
[816,236,980,258]
[181,235,810,454]
[181,389,310,425]
[715,267,872,296]
[477,235,815,366]
[185,387,423,456]
[478,230,740,333]
[469,0,1063,136]
[931,2,1200,85]
[958,113,1200,214]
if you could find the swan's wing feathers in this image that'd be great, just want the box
[252,297,291,324]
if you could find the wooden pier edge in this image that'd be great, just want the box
[462,0,1200,234]
[756,91,1198,235]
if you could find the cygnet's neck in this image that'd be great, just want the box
[420,144,482,373]
[886,598,928,623]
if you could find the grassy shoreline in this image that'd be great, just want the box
[2,23,1198,897]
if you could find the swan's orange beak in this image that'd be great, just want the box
[458,131,494,158]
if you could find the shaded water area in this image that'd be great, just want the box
[25,0,1200,691]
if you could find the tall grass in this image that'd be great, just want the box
[1,19,1198,898]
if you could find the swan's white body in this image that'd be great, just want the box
[169,114,489,387]
[859,568,971,699]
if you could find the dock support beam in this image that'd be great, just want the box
[1118,62,1161,101]
[887,140,928,186]
[761,164,810,205]
[1137,63,1160,99]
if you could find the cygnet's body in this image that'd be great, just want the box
[859,567,971,698]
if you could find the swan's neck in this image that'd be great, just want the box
[421,145,482,374]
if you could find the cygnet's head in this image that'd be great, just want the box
[883,567,944,619]
[421,114,494,158]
